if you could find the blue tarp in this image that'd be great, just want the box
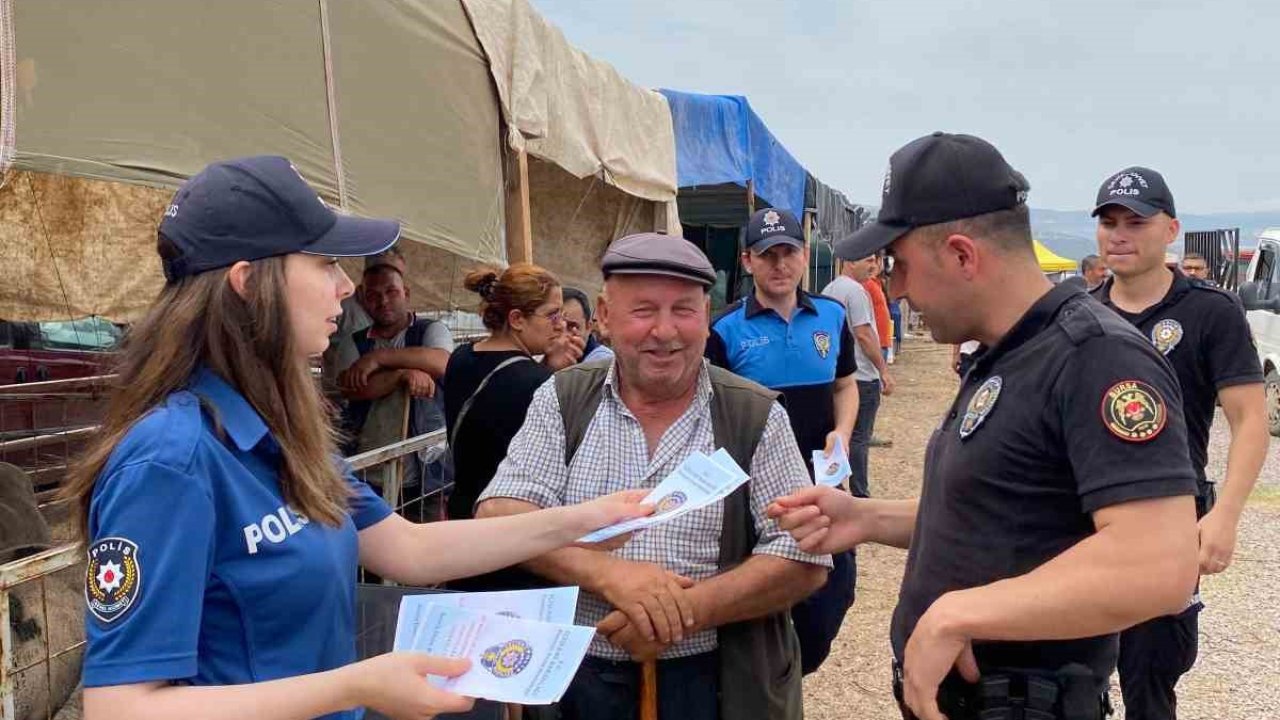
[659,90,808,221]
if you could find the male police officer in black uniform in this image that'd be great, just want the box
[766,133,1202,720]
[1091,167,1269,720]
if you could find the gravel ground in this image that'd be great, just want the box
[803,337,1280,720]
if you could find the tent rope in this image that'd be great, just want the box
[24,173,85,347]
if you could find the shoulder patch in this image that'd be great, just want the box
[1100,380,1167,442]
[85,537,141,624]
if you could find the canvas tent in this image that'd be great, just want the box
[806,176,868,291]
[460,0,679,302]
[0,0,678,322]
[1034,239,1076,273]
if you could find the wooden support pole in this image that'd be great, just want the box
[654,200,673,235]
[640,659,658,720]
[505,147,533,265]
[802,210,814,291]
[745,179,756,217]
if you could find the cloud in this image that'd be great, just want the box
[532,0,1279,213]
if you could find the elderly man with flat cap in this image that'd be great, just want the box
[476,232,829,720]
[768,133,1201,720]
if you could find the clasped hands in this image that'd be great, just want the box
[594,560,699,662]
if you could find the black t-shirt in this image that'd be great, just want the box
[1092,271,1264,481]
[705,291,858,461]
[891,284,1199,682]
[442,343,552,521]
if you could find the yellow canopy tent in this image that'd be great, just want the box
[1034,239,1077,273]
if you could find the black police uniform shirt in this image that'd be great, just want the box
[891,283,1198,681]
[1091,270,1264,482]
[706,290,858,459]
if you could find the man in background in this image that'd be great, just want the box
[862,259,893,363]
[1180,252,1212,283]
[1081,253,1110,289]
[822,255,894,498]
[339,257,453,514]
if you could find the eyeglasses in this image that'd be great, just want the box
[533,308,564,324]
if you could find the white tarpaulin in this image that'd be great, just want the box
[462,0,679,208]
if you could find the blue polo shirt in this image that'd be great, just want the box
[82,368,392,719]
[706,291,858,458]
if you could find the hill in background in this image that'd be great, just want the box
[1031,208,1280,262]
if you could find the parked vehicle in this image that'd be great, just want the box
[0,317,119,387]
[1238,228,1280,436]
[0,317,119,484]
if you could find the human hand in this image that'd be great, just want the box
[342,354,382,391]
[544,333,586,370]
[902,594,980,720]
[570,489,653,537]
[881,370,896,397]
[1198,506,1240,575]
[597,611,674,661]
[596,559,696,644]
[822,430,852,460]
[343,653,474,719]
[767,485,871,554]
[402,369,437,399]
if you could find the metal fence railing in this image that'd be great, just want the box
[1185,228,1242,291]
[0,545,83,720]
[0,376,112,496]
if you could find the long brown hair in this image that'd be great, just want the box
[65,247,349,541]
[464,263,559,331]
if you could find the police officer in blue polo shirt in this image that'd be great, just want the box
[706,207,859,674]
[707,208,860,464]
[65,156,647,720]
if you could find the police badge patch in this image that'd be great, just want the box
[959,376,1002,439]
[1102,380,1167,442]
[482,639,533,678]
[85,537,140,624]
[1150,319,1183,356]
[813,331,832,359]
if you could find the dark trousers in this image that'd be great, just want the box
[1116,485,1215,720]
[1118,611,1199,720]
[792,549,857,674]
[849,379,882,498]
[559,652,719,720]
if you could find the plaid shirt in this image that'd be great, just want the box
[478,360,830,660]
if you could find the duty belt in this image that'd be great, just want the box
[892,661,1112,720]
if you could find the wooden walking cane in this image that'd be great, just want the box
[640,659,658,720]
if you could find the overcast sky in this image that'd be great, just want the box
[532,0,1277,214]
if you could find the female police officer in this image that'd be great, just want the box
[65,156,648,720]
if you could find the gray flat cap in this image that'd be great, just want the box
[601,232,716,287]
